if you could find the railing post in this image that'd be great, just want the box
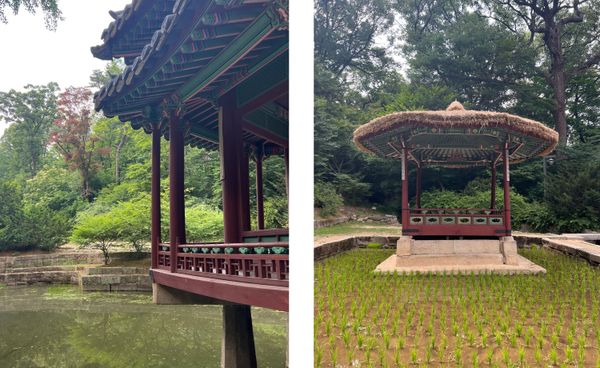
[168,107,186,273]
[151,120,161,270]
[503,143,511,235]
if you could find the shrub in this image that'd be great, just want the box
[366,242,384,249]
[0,181,26,250]
[185,204,224,242]
[22,204,69,251]
[264,196,288,229]
[71,212,120,264]
[315,181,343,217]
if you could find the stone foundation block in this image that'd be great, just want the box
[396,236,413,256]
[501,236,519,265]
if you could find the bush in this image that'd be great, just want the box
[185,204,224,242]
[315,181,343,217]
[71,212,120,264]
[264,196,288,229]
[22,204,70,251]
[366,242,384,249]
[0,181,26,250]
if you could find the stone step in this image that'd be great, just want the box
[1,271,79,285]
[6,265,91,273]
[85,267,148,276]
[395,254,504,267]
[411,240,500,255]
[80,274,151,291]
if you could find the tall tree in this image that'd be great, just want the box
[314,0,396,89]
[0,0,62,29]
[478,0,600,144]
[0,83,59,177]
[51,87,100,200]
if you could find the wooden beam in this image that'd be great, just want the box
[242,121,287,148]
[175,5,287,102]
[237,81,288,116]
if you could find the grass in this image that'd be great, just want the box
[314,221,401,237]
[314,247,600,367]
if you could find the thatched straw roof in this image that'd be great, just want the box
[353,102,558,167]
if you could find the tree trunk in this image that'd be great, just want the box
[544,21,568,145]
[114,133,128,183]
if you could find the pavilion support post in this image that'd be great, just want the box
[502,143,511,235]
[169,110,186,273]
[490,162,497,210]
[151,123,162,270]
[255,145,265,230]
[239,147,251,231]
[401,149,409,233]
[219,91,257,368]
[415,164,422,209]
[220,91,243,244]
[222,305,257,368]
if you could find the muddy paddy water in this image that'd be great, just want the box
[0,285,287,367]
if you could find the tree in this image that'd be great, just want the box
[478,0,600,144]
[72,212,120,265]
[314,0,396,89]
[0,0,62,29]
[0,83,59,177]
[89,60,125,89]
[51,87,102,200]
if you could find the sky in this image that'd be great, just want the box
[0,0,131,134]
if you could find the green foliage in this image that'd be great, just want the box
[0,0,62,29]
[263,196,288,229]
[314,181,343,217]
[366,242,383,249]
[184,203,224,243]
[21,203,69,251]
[71,212,120,265]
[0,181,26,250]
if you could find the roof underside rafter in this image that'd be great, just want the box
[92,0,288,150]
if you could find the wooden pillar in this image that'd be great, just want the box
[239,147,251,231]
[490,161,497,210]
[151,123,161,270]
[219,91,242,244]
[169,110,186,273]
[255,145,265,230]
[219,91,257,368]
[401,148,409,232]
[222,305,257,368]
[502,143,511,235]
[415,164,422,209]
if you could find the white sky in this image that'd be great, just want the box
[0,0,131,134]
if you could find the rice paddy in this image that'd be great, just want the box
[314,247,600,367]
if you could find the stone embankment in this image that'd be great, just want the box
[0,251,151,291]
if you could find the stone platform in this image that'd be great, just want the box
[375,236,546,275]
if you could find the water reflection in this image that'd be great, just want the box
[0,285,287,367]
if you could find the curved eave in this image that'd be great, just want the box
[91,0,177,61]
[94,1,288,114]
[353,110,559,166]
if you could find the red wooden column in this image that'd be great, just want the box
[502,143,511,235]
[415,164,422,209]
[219,91,242,244]
[490,161,497,210]
[284,149,289,196]
[219,90,257,368]
[255,145,265,230]
[401,148,409,232]
[168,109,186,273]
[151,122,161,270]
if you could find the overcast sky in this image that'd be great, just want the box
[0,0,131,134]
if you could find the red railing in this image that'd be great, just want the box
[156,242,289,287]
[404,208,508,236]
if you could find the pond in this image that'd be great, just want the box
[0,285,287,368]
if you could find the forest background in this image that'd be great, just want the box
[0,61,288,254]
[314,0,600,233]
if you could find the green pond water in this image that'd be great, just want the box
[0,285,287,368]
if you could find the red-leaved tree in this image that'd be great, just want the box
[51,87,101,201]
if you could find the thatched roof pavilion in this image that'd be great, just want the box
[353,101,558,168]
[353,102,556,274]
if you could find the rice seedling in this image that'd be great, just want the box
[315,247,600,367]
